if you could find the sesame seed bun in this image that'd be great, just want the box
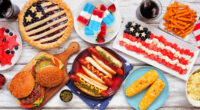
[36,66,64,87]
[9,71,35,98]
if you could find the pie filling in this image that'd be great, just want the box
[23,1,68,44]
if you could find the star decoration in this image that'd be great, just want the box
[96,103,101,107]
[139,26,144,31]
[25,15,32,22]
[129,27,134,32]
[135,32,139,37]
[30,6,37,13]
[6,35,19,50]
[131,22,136,27]
[141,32,146,37]
[36,12,43,19]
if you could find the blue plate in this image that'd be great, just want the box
[123,66,169,110]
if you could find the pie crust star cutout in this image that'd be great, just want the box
[36,12,43,19]
[141,32,146,37]
[131,22,136,27]
[129,27,134,32]
[135,32,139,37]
[30,6,37,13]
[139,26,144,31]
[25,15,32,22]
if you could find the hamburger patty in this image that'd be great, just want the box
[19,83,41,104]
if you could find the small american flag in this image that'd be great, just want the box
[193,18,200,49]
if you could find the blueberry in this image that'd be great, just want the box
[127,31,132,34]
[11,50,15,54]
[2,38,6,42]
[128,22,132,26]
[35,3,39,6]
[126,24,130,28]
[6,50,10,54]
[124,30,128,33]
[132,30,136,34]
[146,31,151,35]
[15,46,18,50]
[9,32,13,36]
[5,29,9,33]
[139,33,142,38]
[135,24,140,29]
[135,28,140,32]
[143,28,148,32]
[131,33,135,36]
[146,32,151,38]
[141,37,146,41]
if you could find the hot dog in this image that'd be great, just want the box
[70,73,109,97]
[85,56,113,78]
[88,46,123,75]
[79,58,113,86]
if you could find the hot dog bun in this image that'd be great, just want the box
[85,57,112,78]
[74,73,108,97]
[36,66,64,88]
[92,55,116,75]
[9,71,35,98]
[82,65,105,84]
[74,83,101,97]
[95,46,122,68]
[77,73,108,90]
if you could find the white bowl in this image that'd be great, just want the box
[186,68,200,107]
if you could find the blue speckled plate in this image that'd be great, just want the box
[123,66,169,110]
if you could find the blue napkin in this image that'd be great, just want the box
[67,56,133,110]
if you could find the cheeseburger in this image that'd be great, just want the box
[8,71,45,108]
[33,55,64,87]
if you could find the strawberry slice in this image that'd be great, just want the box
[108,4,116,13]
[96,35,105,43]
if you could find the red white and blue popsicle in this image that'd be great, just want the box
[100,4,115,25]
[87,9,104,32]
[77,2,95,26]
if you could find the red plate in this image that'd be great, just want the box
[70,45,125,100]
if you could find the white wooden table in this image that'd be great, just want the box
[1,0,200,109]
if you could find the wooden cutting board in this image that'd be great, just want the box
[18,42,80,110]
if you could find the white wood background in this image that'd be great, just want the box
[0,0,200,109]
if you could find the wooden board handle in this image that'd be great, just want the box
[55,42,80,64]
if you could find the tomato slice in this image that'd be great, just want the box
[54,58,60,67]
[19,86,45,108]
[19,103,34,108]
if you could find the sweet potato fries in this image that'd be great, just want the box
[163,2,197,38]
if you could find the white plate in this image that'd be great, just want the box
[0,23,22,71]
[113,18,199,80]
[73,0,122,44]
[159,0,200,41]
